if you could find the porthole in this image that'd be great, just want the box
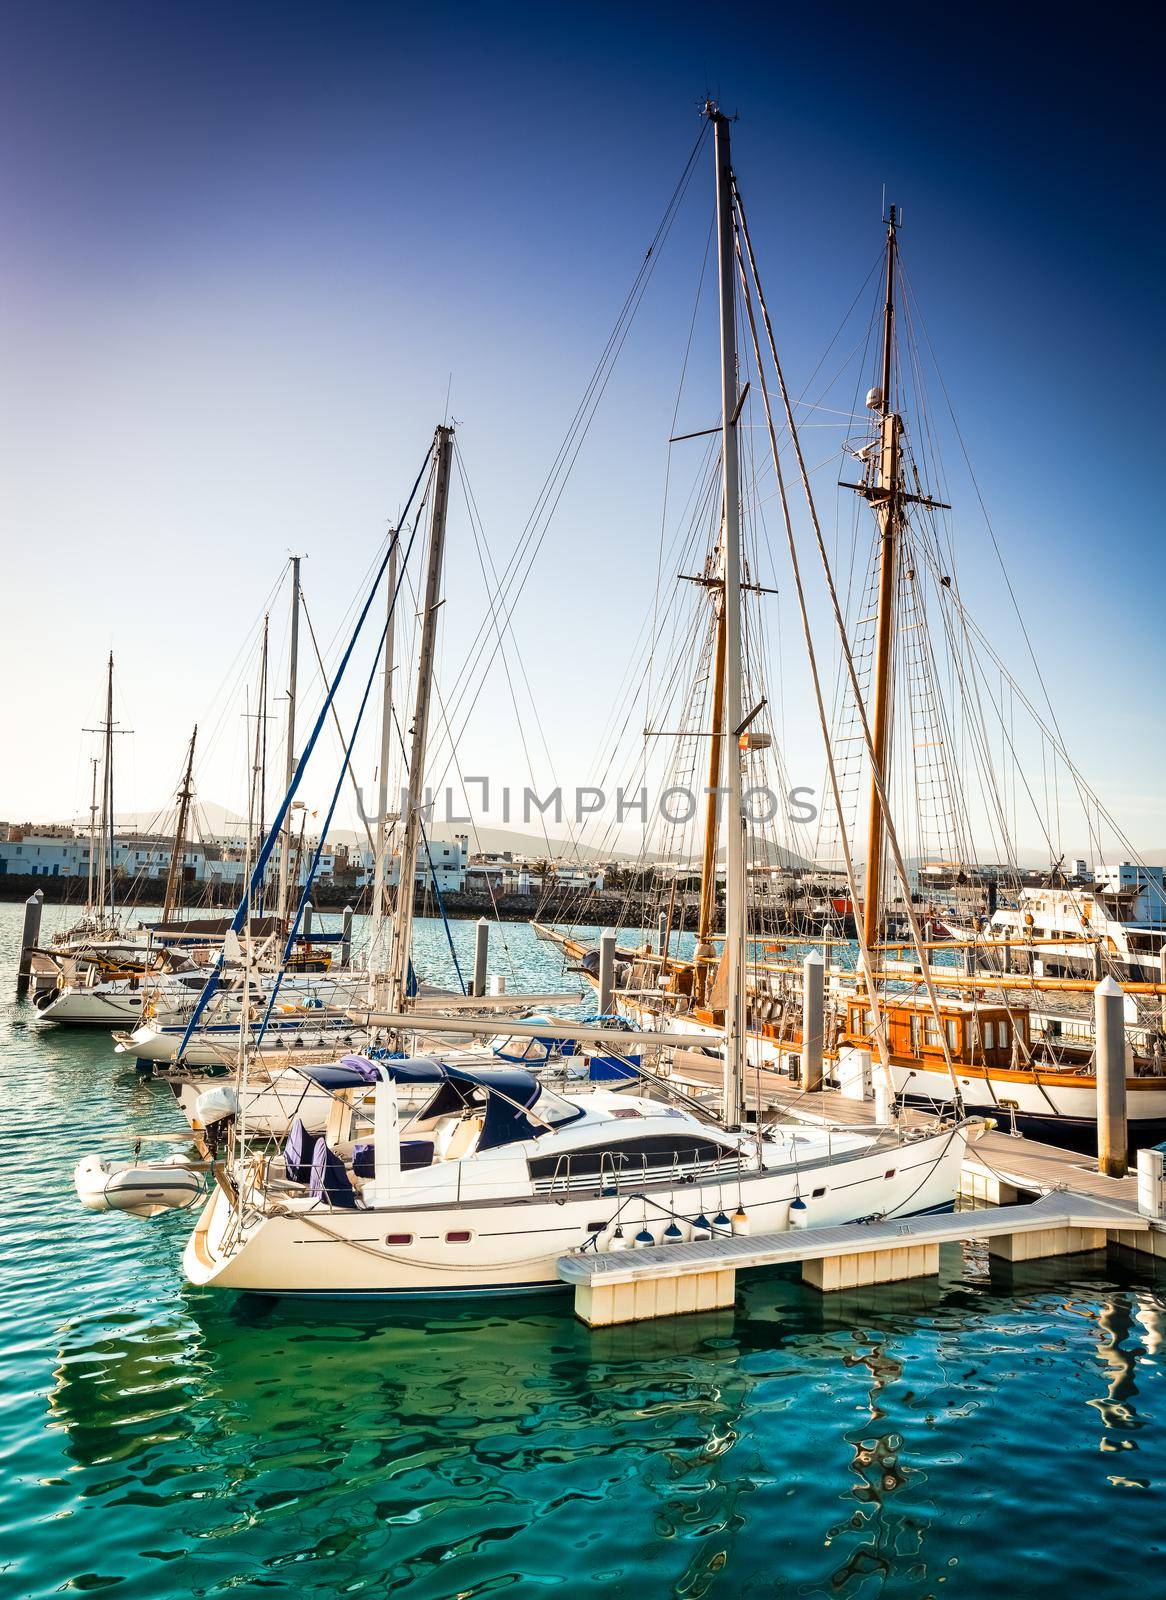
[812,1186,826,1198]
[445,1229,473,1244]
[385,1232,413,1247]
[884,1170,896,1180]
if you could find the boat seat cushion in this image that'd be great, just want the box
[308,1139,360,1209]
[284,1118,319,1184]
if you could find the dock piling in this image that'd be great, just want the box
[16,890,44,999]
[473,917,490,998]
[598,928,617,1015]
[1095,975,1128,1178]
[801,951,824,1091]
[340,905,353,967]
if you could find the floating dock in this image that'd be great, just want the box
[558,1191,1154,1326]
[556,1052,1166,1325]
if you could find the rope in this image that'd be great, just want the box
[734,181,964,1106]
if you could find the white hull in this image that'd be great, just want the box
[120,1015,364,1066]
[34,989,148,1026]
[184,1122,970,1296]
[837,1045,1166,1137]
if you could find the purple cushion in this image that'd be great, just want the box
[284,1118,319,1184]
[337,1054,381,1084]
[308,1140,359,1209]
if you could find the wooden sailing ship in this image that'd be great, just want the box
[537,121,1166,1151]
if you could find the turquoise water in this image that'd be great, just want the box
[2,902,1164,1598]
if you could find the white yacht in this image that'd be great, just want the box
[983,871,1166,984]
[181,1054,977,1297]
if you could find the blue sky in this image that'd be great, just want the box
[0,2,1161,859]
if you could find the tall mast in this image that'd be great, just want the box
[100,654,115,924]
[710,106,747,1125]
[277,556,301,923]
[389,427,452,1018]
[369,535,398,1000]
[860,208,901,951]
[162,725,198,923]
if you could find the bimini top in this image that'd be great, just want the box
[302,1054,546,1151]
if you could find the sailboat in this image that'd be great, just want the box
[540,172,1166,1153]
[168,108,977,1298]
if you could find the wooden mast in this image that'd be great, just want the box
[860,207,902,952]
[162,725,197,923]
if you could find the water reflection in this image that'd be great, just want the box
[7,907,1166,1599]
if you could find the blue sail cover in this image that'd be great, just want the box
[298,1056,544,1150]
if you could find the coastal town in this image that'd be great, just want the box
[2,7,1162,1600]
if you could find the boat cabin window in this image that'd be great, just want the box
[528,1133,735,1182]
[983,1020,995,1050]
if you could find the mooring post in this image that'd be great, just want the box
[1091,940,1104,982]
[801,950,825,1092]
[658,910,668,960]
[340,905,353,968]
[473,917,490,998]
[1095,975,1128,1178]
[302,901,313,938]
[16,890,44,999]
[598,928,617,1015]
[1159,945,1166,1034]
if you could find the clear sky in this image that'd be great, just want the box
[0,1,1161,861]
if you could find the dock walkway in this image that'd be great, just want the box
[556,1051,1165,1326]
[558,1191,1150,1325]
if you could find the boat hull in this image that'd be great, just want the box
[183,1123,970,1297]
[839,1048,1166,1152]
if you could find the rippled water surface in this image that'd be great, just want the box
[2,901,1164,1598]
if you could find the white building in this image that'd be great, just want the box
[1094,862,1166,924]
[360,834,468,893]
[0,825,331,891]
